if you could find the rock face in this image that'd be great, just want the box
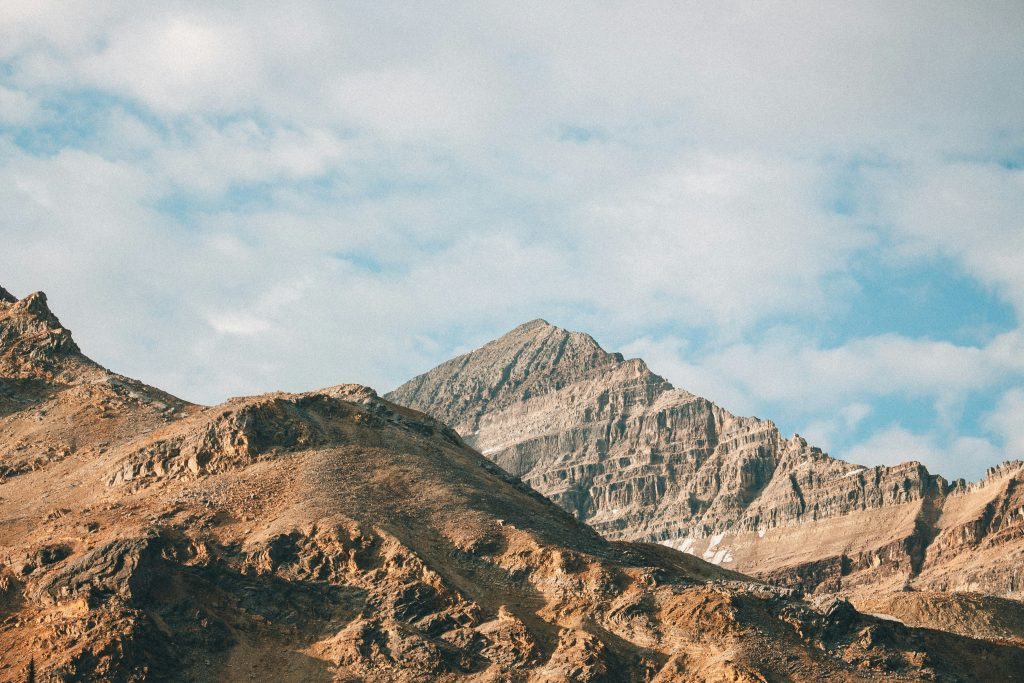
[4,290,1023,681]
[388,320,1024,599]
[388,320,792,539]
[0,290,193,480]
[0,290,96,383]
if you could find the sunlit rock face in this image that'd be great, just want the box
[389,320,1024,599]
[12,290,1022,681]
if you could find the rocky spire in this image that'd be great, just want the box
[0,288,95,381]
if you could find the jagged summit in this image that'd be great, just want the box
[0,288,191,479]
[1,287,59,313]
[513,317,553,330]
[0,288,94,382]
[388,321,786,536]
[387,319,668,436]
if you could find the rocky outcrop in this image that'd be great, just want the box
[389,320,1024,599]
[4,290,1022,681]
[0,290,96,383]
[852,591,1024,645]
[0,289,193,481]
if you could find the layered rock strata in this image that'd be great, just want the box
[388,320,1024,599]
[8,290,1023,680]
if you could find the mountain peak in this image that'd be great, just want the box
[0,288,97,381]
[387,320,667,437]
[516,317,553,330]
[491,318,598,352]
[495,318,562,342]
[387,321,1024,603]
[1,289,63,324]
[15,290,58,318]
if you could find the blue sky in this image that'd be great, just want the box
[1,2,1023,480]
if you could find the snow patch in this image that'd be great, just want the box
[842,468,866,478]
[868,613,905,624]
[757,527,767,538]
[659,537,698,556]
[702,533,727,561]
[711,548,734,565]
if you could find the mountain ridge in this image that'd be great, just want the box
[387,319,1024,599]
[9,287,1022,680]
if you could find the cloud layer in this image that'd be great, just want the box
[1,1,1022,480]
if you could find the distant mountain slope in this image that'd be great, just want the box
[9,289,1021,680]
[388,320,1024,599]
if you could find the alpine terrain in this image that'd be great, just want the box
[4,291,1024,681]
[387,320,1024,617]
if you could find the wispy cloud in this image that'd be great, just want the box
[0,1,1022,480]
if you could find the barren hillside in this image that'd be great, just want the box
[3,290,1023,680]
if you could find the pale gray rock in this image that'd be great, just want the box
[389,320,847,540]
[388,320,1024,597]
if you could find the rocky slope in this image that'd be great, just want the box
[387,320,1024,600]
[4,291,1023,681]
[0,287,194,482]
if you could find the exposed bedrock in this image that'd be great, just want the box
[389,320,1024,598]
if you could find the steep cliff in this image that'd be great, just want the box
[388,320,1024,599]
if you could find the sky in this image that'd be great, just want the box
[1,2,1022,481]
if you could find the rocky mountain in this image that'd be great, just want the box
[0,287,193,482]
[4,291,1024,681]
[387,320,1024,601]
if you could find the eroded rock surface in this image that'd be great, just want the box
[388,320,1024,600]
[4,290,1022,681]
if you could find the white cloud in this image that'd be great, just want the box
[3,2,1019,147]
[842,425,1004,480]
[0,1,1021,484]
[800,403,873,455]
[683,330,1024,409]
[620,329,1024,420]
[206,311,271,336]
[74,12,262,115]
[0,86,42,125]
[984,388,1024,458]
[843,425,937,469]
[575,153,872,330]
[152,119,350,196]
[329,67,492,141]
[875,160,1024,314]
